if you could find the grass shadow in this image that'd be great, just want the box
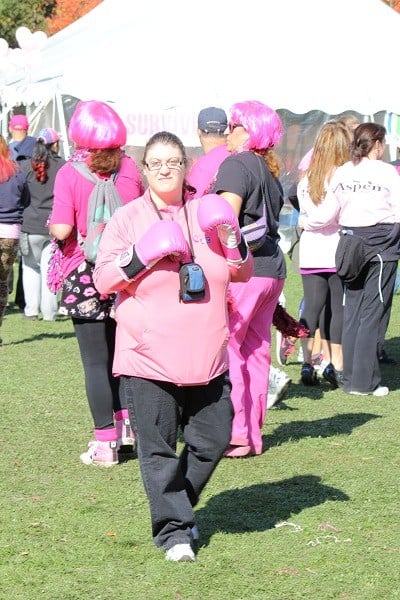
[4,303,24,315]
[262,411,381,452]
[5,331,76,345]
[196,475,349,546]
[282,380,335,401]
[381,336,400,363]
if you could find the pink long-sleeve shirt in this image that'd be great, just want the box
[93,191,253,385]
[187,145,230,197]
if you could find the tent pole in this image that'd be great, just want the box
[55,90,70,159]
[0,106,11,138]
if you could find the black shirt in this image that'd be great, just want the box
[20,153,66,235]
[212,151,286,279]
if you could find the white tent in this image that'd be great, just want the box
[2,0,399,189]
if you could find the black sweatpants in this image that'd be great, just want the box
[342,260,397,393]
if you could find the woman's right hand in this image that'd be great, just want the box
[135,220,191,267]
[116,220,191,281]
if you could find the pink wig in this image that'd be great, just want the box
[68,100,127,149]
[229,100,283,151]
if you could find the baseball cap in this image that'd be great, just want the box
[9,115,29,131]
[36,128,61,144]
[198,107,228,134]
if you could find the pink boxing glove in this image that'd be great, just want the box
[198,194,249,264]
[116,220,190,280]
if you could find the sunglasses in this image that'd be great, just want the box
[228,123,244,133]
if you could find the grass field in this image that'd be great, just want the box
[1,265,399,599]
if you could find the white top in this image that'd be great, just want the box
[297,174,339,269]
[302,159,400,231]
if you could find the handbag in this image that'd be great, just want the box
[47,238,65,294]
[59,260,115,320]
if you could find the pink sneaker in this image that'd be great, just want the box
[115,418,136,449]
[276,333,297,366]
[224,445,251,458]
[80,440,119,466]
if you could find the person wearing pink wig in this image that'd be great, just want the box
[49,100,144,466]
[212,100,286,457]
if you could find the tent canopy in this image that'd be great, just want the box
[3,0,399,147]
[2,0,399,199]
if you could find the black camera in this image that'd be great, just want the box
[179,263,206,302]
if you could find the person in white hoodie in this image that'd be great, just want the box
[297,121,353,388]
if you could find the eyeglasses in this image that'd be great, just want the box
[229,123,244,133]
[145,158,184,171]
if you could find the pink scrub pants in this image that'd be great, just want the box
[227,276,285,455]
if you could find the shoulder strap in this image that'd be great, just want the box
[70,161,119,184]
[255,154,282,239]
[70,161,98,182]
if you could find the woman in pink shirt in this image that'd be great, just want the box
[49,101,144,467]
[94,130,253,562]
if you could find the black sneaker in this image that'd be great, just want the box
[322,363,338,388]
[334,368,344,388]
[301,362,318,386]
[378,349,397,365]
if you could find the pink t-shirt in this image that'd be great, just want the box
[187,145,230,197]
[49,155,144,276]
[93,190,252,385]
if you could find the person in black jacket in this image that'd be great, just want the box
[20,129,66,320]
[8,114,36,162]
[7,114,36,309]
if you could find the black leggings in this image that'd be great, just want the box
[300,272,344,343]
[72,317,122,430]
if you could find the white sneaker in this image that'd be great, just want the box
[315,359,329,377]
[373,386,389,397]
[275,330,283,365]
[350,386,389,397]
[165,543,195,562]
[297,347,304,363]
[267,367,291,409]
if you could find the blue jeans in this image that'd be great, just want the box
[22,234,58,320]
[121,373,233,550]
